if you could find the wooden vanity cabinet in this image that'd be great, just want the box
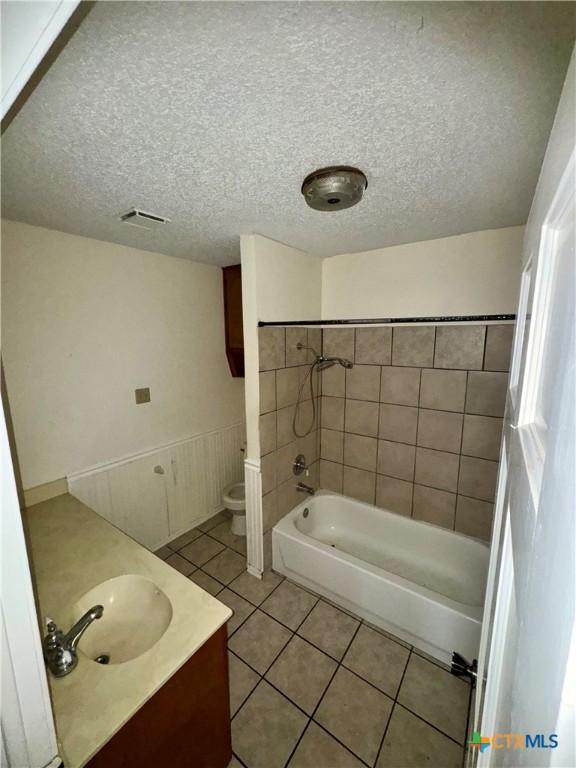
[86,625,231,768]
[222,264,244,377]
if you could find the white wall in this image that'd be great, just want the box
[322,226,524,319]
[1,220,245,489]
[240,233,322,460]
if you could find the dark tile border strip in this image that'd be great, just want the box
[258,314,516,327]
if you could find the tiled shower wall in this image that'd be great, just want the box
[258,326,322,568]
[319,324,514,542]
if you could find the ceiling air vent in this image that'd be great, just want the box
[119,208,170,230]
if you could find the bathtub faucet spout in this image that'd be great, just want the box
[296,482,315,496]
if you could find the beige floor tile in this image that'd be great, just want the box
[228,651,260,716]
[227,757,243,768]
[398,654,469,744]
[288,722,365,767]
[232,681,307,768]
[228,610,292,674]
[154,545,173,559]
[198,509,231,532]
[315,667,393,765]
[203,548,246,585]
[179,534,226,566]
[168,527,203,550]
[164,552,196,576]
[208,521,247,555]
[298,601,360,660]
[217,588,256,635]
[376,704,463,767]
[261,580,318,630]
[343,625,410,698]
[266,635,337,715]
[228,569,283,606]
[188,569,223,596]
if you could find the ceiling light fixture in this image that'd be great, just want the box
[301,166,368,212]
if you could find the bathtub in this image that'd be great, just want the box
[272,492,489,665]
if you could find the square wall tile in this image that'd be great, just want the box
[344,433,378,471]
[392,327,435,367]
[277,406,295,447]
[261,453,276,495]
[260,411,277,456]
[355,327,392,365]
[293,398,318,437]
[308,327,322,357]
[420,369,467,412]
[380,366,421,406]
[484,324,514,371]
[297,429,319,464]
[455,495,494,541]
[462,415,503,460]
[321,396,345,431]
[286,327,309,367]
[417,409,463,454]
[413,484,456,529]
[322,365,345,397]
[323,327,355,360]
[345,399,379,437]
[277,478,302,518]
[343,466,376,504]
[415,447,459,492]
[276,367,300,409]
[320,459,343,493]
[321,428,344,463]
[466,371,508,416]
[376,475,413,516]
[346,365,381,401]
[276,440,298,484]
[260,370,276,414]
[378,404,418,444]
[458,456,498,501]
[298,364,319,402]
[259,326,285,371]
[377,439,416,481]
[434,325,486,370]
[262,489,278,532]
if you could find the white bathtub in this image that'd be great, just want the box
[272,492,489,665]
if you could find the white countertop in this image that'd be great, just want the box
[25,494,232,768]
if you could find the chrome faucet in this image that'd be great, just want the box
[43,605,104,677]
[296,482,315,496]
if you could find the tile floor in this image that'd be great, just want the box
[155,512,472,768]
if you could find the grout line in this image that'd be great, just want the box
[373,647,413,766]
[282,619,365,768]
[232,751,249,768]
[396,700,469,749]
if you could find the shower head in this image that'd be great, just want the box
[315,355,353,370]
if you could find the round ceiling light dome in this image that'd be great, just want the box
[301,166,368,212]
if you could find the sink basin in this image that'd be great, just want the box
[73,575,173,665]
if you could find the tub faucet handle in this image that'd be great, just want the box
[293,454,308,476]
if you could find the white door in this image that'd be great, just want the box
[470,49,575,767]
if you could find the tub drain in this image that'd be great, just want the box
[94,654,110,665]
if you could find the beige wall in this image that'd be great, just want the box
[321,227,524,319]
[1,220,245,489]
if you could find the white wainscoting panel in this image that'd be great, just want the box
[244,458,263,576]
[69,423,245,550]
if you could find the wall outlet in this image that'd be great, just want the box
[135,387,151,404]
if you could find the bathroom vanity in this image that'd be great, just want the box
[24,494,232,768]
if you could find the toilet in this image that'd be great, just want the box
[222,482,246,536]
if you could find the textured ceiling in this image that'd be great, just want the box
[2,2,574,266]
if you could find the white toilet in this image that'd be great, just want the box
[222,482,246,537]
